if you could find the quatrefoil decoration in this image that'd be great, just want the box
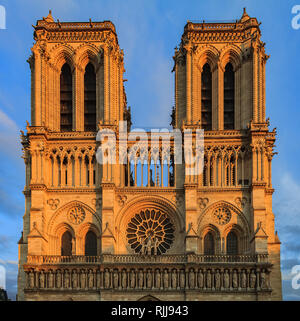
[47,199,60,210]
[213,207,231,225]
[198,198,209,210]
[117,195,127,207]
[67,206,85,225]
[235,197,247,209]
[92,198,102,209]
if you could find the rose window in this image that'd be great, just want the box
[213,207,231,225]
[67,206,85,225]
[126,209,175,255]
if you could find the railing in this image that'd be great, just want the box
[26,254,269,265]
[36,21,116,32]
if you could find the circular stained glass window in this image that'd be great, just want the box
[126,209,175,255]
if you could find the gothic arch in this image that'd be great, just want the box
[53,222,75,240]
[219,44,242,71]
[77,222,101,255]
[199,223,220,239]
[223,222,245,238]
[195,45,219,71]
[198,223,221,254]
[197,200,250,245]
[223,223,246,255]
[52,222,75,256]
[75,43,103,70]
[48,200,101,236]
[50,43,76,71]
[115,195,184,255]
[77,222,101,239]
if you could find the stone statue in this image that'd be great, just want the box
[122,270,127,289]
[88,270,94,289]
[72,270,78,289]
[171,269,177,289]
[56,270,62,288]
[250,270,256,289]
[130,270,135,289]
[241,270,247,288]
[224,270,229,289]
[140,237,146,255]
[48,271,54,288]
[198,270,204,288]
[206,270,212,288]
[189,269,195,289]
[163,270,169,289]
[146,236,152,255]
[232,270,238,289]
[146,270,152,288]
[155,270,161,289]
[215,270,220,289]
[260,270,266,289]
[113,270,119,289]
[104,269,110,289]
[138,270,144,289]
[64,270,70,288]
[39,271,45,289]
[153,237,159,256]
[29,271,35,289]
[80,270,86,289]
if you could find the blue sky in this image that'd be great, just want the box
[0,0,299,300]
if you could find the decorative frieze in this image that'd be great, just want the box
[24,265,271,293]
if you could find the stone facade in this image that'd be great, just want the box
[17,9,282,301]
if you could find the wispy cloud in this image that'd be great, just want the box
[0,189,24,218]
[0,108,21,159]
[273,172,300,299]
[0,260,18,300]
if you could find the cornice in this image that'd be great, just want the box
[47,188,101,193]
[115,187,184,194]
[197,186,251,193]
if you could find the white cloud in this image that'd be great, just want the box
[0,109,18,131]
[274,172,300,228]
[0,109,21,159]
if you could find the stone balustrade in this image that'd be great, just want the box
[26,253,269,265]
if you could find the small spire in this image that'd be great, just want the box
[43,10,54,23]
[240,7,250,23]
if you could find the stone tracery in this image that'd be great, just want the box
[126,209,175,255]
[18,9,281,301]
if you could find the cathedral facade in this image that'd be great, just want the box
[17,9,282,301]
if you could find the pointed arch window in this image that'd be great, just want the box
[61,231,72,256]
[85,231,97,256]
[224,63,235,130]
[84,63,96,131]
[60,63,73,132]
[201,63,212,130]
[204,232,215,255]
[226,231,238,255]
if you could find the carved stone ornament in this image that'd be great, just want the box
[47,198,60,210]
[117,195,127,207]
[67,206,85,225]
[198,197,209,210]
[92,198,102,209]
[213,207,231,225]
[235,197,247,209]
[126,209,175,255]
